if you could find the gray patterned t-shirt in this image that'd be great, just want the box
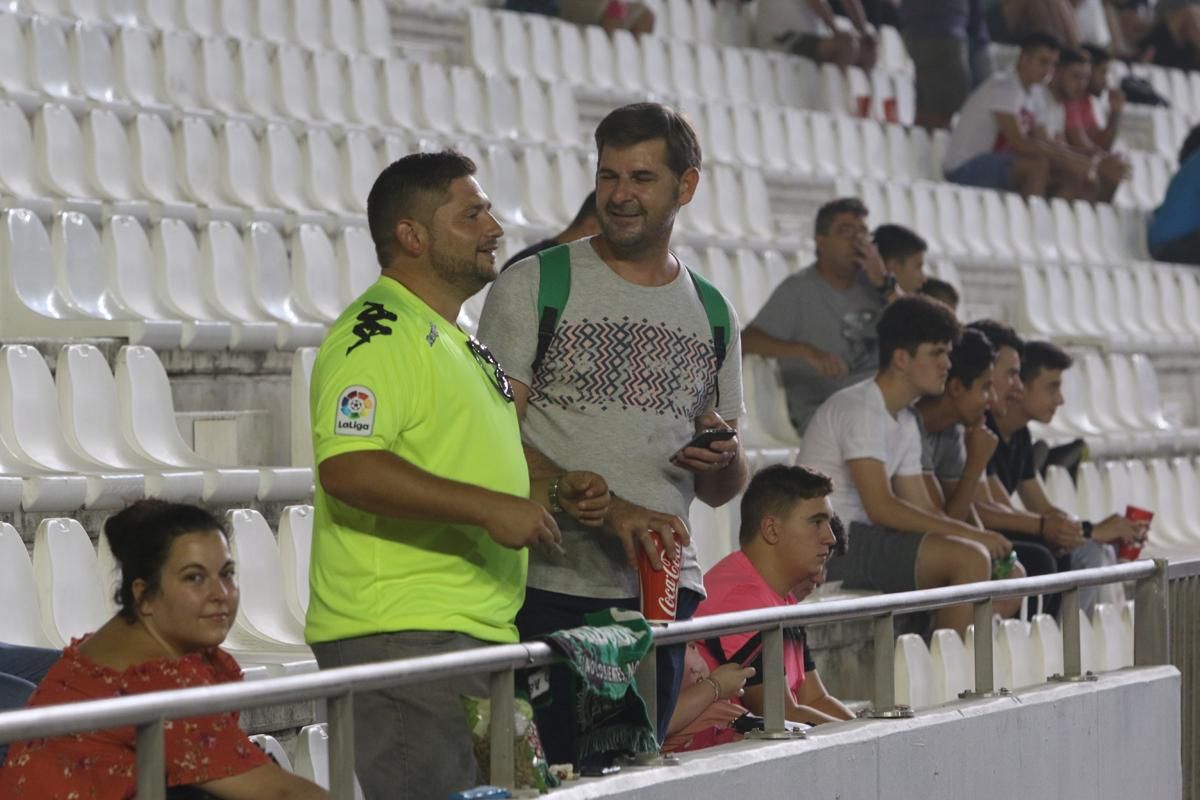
[477,238,744,599]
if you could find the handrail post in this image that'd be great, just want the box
[1134,559,1170,666]
[973,599,995,695]
[489,667,516,788]
[135,719,165,800]
[635,645,657,735]
[327,692,356,800]
[762,624,787,733]
[1052,587,1095,682]
[868,612,912,718]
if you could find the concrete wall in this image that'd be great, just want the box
[553,666,1181,800]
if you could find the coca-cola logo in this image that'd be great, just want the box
[658,545,680,617]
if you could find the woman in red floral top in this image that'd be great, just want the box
[0,501,328,799]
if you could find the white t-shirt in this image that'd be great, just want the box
[1041,90,1067,139]
[795,378,924,526]
[755,0,827,51]
[943,71,1045,173]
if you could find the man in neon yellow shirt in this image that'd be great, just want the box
[307,152,610,800]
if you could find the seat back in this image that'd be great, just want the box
[226,509,306,645]
[894,633,937,710]
[1030,613,1063,681]
[279,504,314,625]
[32,517,108,646]
[291,348,318,468]
[0,523,55,647]
[930,628,971,703]
[57,343,141,470]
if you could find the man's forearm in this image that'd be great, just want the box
[975,500,1041,536]
[809,693,856,722]
[1098,115,1120,151]
[742,326,812,360]
[944,461,988,522]
[866,495,984,540]
[694,449,751,507]
[523,444,565,480]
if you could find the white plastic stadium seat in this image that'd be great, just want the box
[32,517,109,647]
[294,724,366,799]
[291,348,318,469]
[337,226,380,307]
[930,628,971,703]
[250,735,293,771]
[1030,614,1064,681]
[226,509,309,649]
[996,619,1038,689]
[279,505,314,626]
[894,633,937,710]
[0,523,56,647]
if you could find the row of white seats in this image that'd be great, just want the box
[854,177,1159,270]
[896,607,1134,710]
[0,341,311,509]
[253,726,365,799]
[0,9,392,123]
[1020,262,1200,354]
[0,511,317,675]
[0,208,378,348]
[9,0,391,56]
[1113,58,1200,126]
[465,6,914,123]
[1044,459,1200,558]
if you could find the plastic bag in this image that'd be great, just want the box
[462,696,559,793]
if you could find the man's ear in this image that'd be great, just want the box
[761,517,781,545]
[676,166,700,207]
[946,377,966,398]
[394,219,427,258]
[892,347,912,371]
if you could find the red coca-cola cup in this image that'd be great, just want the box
[1119,505,1154,560]
[855,95,871,118]
[637,530,680,624]
[883,97,899,124]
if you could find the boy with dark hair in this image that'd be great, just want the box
[695,465,856,726]
[797,297,1014,634]
[919,277,961,312]
[743,197,895,434]
[873,223,928,294]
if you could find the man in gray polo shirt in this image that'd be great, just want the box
[742,197,895,436]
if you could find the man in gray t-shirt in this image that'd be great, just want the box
[743,197,894,435]
[477,103,749,767]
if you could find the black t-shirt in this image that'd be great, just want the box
[1145,22,1200,72]
[985,412,1036,495]
[501,238,558,272]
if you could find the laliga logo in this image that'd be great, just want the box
[338,388,374,433]
[658,544,680,617]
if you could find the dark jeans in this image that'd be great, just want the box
[516,586,703,767]
[0,643,61,763]
[1150,228,1200,266]
[1006,535,1063,618]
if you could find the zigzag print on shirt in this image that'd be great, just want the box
[531,319,717,417]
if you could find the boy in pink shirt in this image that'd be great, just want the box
[695,465,856,725]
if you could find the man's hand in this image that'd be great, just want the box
[1108,87,1126,116]
[709,663,756,700]
[1043,515,1086,550]
[964,423,999,466]
[486,495,562,550]
[1092,513,1150,544]
[1098,153,1130,183]
[672,411,739,473]
[604,494,690,569]
[968,529,1014,559]
[558,470,611,527]
[856,237,888,288]
[799,343,849,377]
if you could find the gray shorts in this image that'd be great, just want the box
[311,630,492,800]
[903,32,972,120]
[826,521,925,593]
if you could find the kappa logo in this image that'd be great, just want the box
[346,302,397,355]
[335,386,376,436]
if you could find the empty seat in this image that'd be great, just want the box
[279,504,314,629]
[34,105,91,200]
[290,349,318,469]
[1092,602,1131,671]
[0,522,55,646]
[249,734,293,770]
[1030,613,1063,681]
[243,222,328,346]
[336,226,380,307]
[930,628,971,703]
[996,618,1038,689]
[293,723,365,798]
[32,518,109,647]
[226,509,308,648]
[894,633,937,710]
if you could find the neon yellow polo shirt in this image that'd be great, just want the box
[305,276,530,645]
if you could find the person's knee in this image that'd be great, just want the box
[919,536,991,586]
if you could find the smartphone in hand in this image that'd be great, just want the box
[684,428,738,451]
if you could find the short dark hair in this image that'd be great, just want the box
[948,328,996,389]
[967,319,1025,358]
[1082,44,1112,65]
[570,191,597,228]
[1058,48,1090,67]
[594,103,702,178]
[739,465,834,546]
[1180,124,1200,165]
[876,295,962,371]
[815,197,868,236]
[105,500,228,623]
[919,277,960,307]
[873,224,927,263]
[1020,31,1062,54]
[366,150,477,269]
[1020,340,1074,384]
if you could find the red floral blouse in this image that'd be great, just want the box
[0,638,269,799]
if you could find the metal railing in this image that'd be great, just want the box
[1167,558,1200,800]
[0,559,1181,800]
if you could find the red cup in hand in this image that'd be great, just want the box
[638,530,680,624]
[1119,505,1154,560]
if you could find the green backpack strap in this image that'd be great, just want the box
[686,267,730,407]
[534,244,571,372]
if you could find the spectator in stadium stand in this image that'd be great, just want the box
[943,32,1108,200]
[1104,0,1155,60]
[1077,45,1127,152]
[559,0,655,34]
[742,198,897,436]
[987,0,1081,48]
[304,152,610,800]
[754,0,879,72]
[0,501,330,800]
[477,103,748,768]
[899,0,994,131]
[919,277,961,313]
[873,223,929,294]
[501,191,600,271]
[796,297,1017,636]
[661,642,756,754]
[692,465,856,727]
[1041,47,1130,202]
[0,644,60,763]
[1149,124,1200,265]
[973,339,1149,613]
[1141,1,1200,70]
[913,329,1055,606]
